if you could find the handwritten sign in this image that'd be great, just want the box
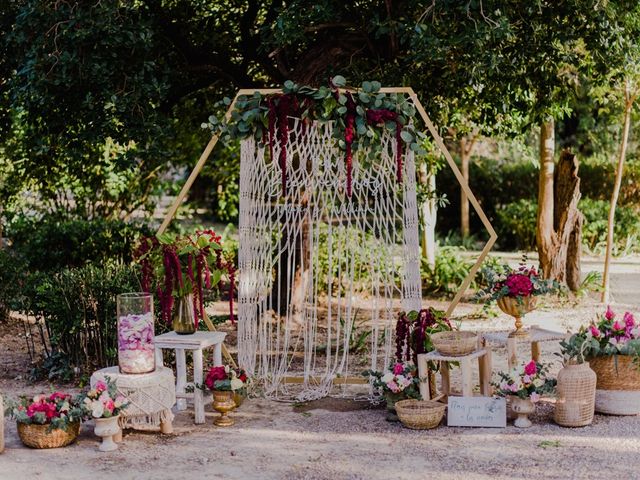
[447,397,506,428]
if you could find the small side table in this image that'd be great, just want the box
[418,349,492,400]
[154,331,227,424]
[482,326,569,370]
[90,366,176,436]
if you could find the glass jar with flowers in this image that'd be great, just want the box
[7,392,85,449]
[202,365,249,426]
[135,230,235,334]
[492,360,556,428]
[477,261,559,337]
[78,378,129,451]
[117,292,155,374]
[562,307,640,415]
[364,361,421,421]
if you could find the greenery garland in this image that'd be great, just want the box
[204,76,426,197]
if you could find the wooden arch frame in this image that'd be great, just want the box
[158,87,497,378]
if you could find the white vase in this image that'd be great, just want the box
[94,415,121,452]
[510,397,535,428]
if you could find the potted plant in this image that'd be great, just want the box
[493,360,555,428]
[563,307,640,415]
[477,262,559,337]
[78,378,129,451]
[364,361,421,421]
[7,392,85,449]
[136,230,235,334]
[203,365,248,426]
[555,335,597,427]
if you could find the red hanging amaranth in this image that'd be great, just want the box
[344,93,357,197]
[366,108,404,183]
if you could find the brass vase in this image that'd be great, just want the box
[212,390,236,427]
[497,296,537,337]
[172,294,196,335]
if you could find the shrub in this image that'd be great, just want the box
[421,246,474,295]
[495,198,640,255]
[0,249,26,321]
[7,216,151,272]
[21,261,141,377]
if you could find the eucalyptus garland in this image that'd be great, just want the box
[204,76,427,197]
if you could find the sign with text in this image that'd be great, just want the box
[447,397,507,428]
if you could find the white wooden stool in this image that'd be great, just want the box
[417,348,492,400]
[155,331,227,424]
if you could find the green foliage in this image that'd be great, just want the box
[7,216,151,272]
[421,247,474,295]
[496,199,538,251]
[21,261,141,376]
[0,249,25,321]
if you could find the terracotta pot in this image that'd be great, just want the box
[589,355,640,415]
[510,397,535,428]
[554,362,596,427]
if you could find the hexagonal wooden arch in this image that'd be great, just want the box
[158,86,497,335]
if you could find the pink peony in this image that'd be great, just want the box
[530,392,540,403]
[590,325,601,338]
[392,363,404,375]
[104,399,115,413]
[386,381,400,393]
[505,273,534,297]
[605,306,615,320]
[95,381,107,393]
[524,361,537,376]
[522,374,532,384]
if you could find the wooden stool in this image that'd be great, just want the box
[155,331,226,424]
[482,326,569,370]
[417,348,492,400]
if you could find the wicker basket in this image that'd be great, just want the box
[430,331,478,357]
[554,362,596,427]
[589,355,640,390]
[395,399,446,430]
[17,421,80,449]
[589,355,640,415]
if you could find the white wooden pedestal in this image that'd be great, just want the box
[155,331,227,424]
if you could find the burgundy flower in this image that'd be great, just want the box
[505,273,533,297]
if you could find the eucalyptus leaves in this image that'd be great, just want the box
[203,76,426,196]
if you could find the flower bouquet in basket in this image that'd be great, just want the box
[202,365,250,426]
[135,230,235,334]
[364,361,421,421]
[78,378,129,452]
[7,392,85,449]
[492,360,556,428]
[477,260,559,336]
[561,307,640,415]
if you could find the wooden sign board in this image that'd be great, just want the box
[447,397,506,428]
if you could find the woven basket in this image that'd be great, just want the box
[395,399,446,430]
[17,421,80,449]
[430,331,478,357]
[589,355,640,391]
[554,362,596,427]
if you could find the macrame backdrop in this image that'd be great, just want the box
[238,118,422,400]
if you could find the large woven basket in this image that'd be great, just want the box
[589,355,640,390]
[395,399,446,430]
[17,421,80,449]
[554,362,596,427]
[430,331,478,357]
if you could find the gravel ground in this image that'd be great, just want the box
[1,296,640,480]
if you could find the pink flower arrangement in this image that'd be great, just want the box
[79,377,128,419]
[8,392,84,430]
[203,365,249,391]
[493,361,555,401]
[365,361,421,399]
[478,261,559,304]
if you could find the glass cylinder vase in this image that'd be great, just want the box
[172,294,196,335]
[117,293,155,374]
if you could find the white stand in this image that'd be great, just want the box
[418,349,492,400]
[155,331,227,424]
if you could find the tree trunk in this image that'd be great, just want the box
[602,82,634,303]
[536,119,583,290]
[460,137,470,238]
[419,162,437,267]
